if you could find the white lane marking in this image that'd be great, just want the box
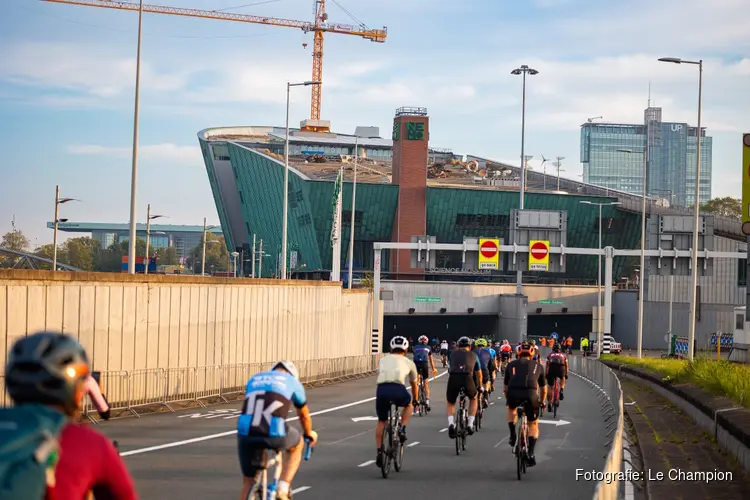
[358,460,375,467]
[122,371,448,457]
[329,430,369,445]
[493,436,509,448]
[558,431,570,449]
[439,428,448,433]
[351,416,379,422]
[537,419,571,426]
[490,402,495,406]
[407,441,420,447]
[497,396,502,400]
[292,486,311,494]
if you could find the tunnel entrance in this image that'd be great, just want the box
[528,314,592,339]
[383,314,499,348]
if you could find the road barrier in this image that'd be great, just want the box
[568,355,624,500]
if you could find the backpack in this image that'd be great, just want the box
[0,404,68,500]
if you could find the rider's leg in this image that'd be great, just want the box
[401,401,414,426]
[239,476,254,500]
[277,431,304,497]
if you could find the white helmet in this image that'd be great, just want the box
[418,335,429,344]
[272,360,299,379]
[390,336,409,351]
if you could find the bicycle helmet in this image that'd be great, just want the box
[530,339,537,346]
[272,360,300,379]
[390,336,409,351]
[474,338,488,348]
[518,342,533,357]
[5,332,90,415]
[552,343,561,352]
[457,336,472,348]
[418,335,428,344]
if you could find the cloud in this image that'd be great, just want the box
[68,143,202,164]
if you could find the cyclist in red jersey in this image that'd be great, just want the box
[4,332,138,500]
[545,343,569,407]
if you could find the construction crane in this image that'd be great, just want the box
[42,0,387,132]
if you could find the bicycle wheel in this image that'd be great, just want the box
[515,434,523,480]
[476,404,482,431]
[394,430,404,472]
[454,408,462,455]
[380,423,392,478]
[461,410,468,451]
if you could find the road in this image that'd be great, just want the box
[98,363,608,499]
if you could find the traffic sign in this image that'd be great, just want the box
[528,240,550,271]
[478,238,500,270]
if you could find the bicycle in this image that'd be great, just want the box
[475,390,483,432]
[513,405,529,480]
[245,440,313,500]
[454,389,469,455]
[548,377,561,418]
[380,402,406,478]
[417,377,428,417]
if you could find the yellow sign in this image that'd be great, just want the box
[528,240,550,271]
[743,134,750,235]
[478,238,500,270]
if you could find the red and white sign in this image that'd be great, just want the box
[478,238,500,270]
[528,240,550,271]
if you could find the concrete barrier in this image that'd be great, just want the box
[0,270,382,409]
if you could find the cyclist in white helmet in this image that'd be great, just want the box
[374,336,418,468]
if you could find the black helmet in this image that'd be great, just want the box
[552,343,561,352]
[5,332,90,415]
[457,336,472,348]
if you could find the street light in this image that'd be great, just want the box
[143,204,167,275]
[580,200,622,357]
[201,218,219,276]
[282,80,322,280]
[231,251,240,278]
[52,185,79,272]
[511,64,539,295]
[555,156,566,191]
[658,56,703,361]
[617,147,648,358]
[347,135,359,289]
[127,0,145,274]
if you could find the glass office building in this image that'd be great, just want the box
[580,107,712,207]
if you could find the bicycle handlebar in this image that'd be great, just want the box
[303,438,314,461]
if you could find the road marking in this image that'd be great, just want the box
[497,396,502,400]
[439,427,448,433]
[358,460,375,467]
[407,441,420,447]
[329,430,369,445]
[292,486,311,494]
[351,416,379,422]
[558,431,570,449]
[122,371,448,457]
[490,402,495,406]
[537,419,571,426]
[493,436,509,448]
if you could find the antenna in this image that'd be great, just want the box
[648,81,651,107]
[11,215,16,231]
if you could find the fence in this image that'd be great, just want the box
[568,355,624,500]
[1,354,381,419]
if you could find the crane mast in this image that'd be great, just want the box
[41,0,387,132]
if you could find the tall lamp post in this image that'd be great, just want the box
[580,200,621,356]
[143,204,167,275]
[201,218,218,276]
[282,80,322,280]
[52,185,79,272]
[658,56,703,361]
[617,148,648,357]
[347,136,359,289]
[511,64,539,295]
[127,0,145,274]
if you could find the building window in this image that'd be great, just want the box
[454,213,507,229]
[736,313,745,331]
[239,190,245,204]
[297,214,312,226]
[738,259,747,287]
[593,217,623,233]
[342,210,363,226]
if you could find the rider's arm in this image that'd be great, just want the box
[291,380,315,438]
[537,369,548,402]
[408,360,419,395]
[428,352,436,372]
[473,356,483,387]
[94,436,138,500]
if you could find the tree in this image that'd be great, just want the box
[155,246,179,266]
[96,238,148,272]
[1,230,29,252]
[698,197,741,218]
[188,234,229,274]
[64,237,100,271]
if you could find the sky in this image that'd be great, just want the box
[1,0,748,246]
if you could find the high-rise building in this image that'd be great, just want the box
[580,107,712,206]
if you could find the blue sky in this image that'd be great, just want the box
[1,0,749,245]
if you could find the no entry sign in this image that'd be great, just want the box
[528,240,550,271]
[478,238,500,270]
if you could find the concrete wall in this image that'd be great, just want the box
[0,270,378,406]
[382,281,598,315]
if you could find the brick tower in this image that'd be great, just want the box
[390,107,429,276]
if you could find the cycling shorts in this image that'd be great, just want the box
[440,349,448,356]
[415,362,429,380]
[375,383,412,421]
[505,389,540,422]
[237,425,301,477]
[446,373,478,404]
[546,364,566,386]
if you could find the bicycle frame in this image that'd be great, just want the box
[515,406,528,480]
[247,450,282,500]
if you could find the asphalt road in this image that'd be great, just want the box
[98,361,608,499]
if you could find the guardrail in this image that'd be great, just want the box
[0,355,381,418]
[568,355,624,500]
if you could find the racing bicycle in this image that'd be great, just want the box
[416,376,428,417]
[454,388,469,455]
[548,377,561,418]
[246,440,313,499]
[513,405,529,480]
[380,401,407,478]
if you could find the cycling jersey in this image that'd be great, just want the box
[440,341,449,351]
[448,349,481,374]
[413,344,431,364]
[377,354,418,386]
[474,347,494,370]
[55,423,137,500]
[547,352,567,365]
[237,370,306,438]
[504,358,546,391]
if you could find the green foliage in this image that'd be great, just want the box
[696,197,741,218]
[188,234,229,274]
[1,230,29,252]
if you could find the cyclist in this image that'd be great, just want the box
[440,339,449,365]
[504,341,547,467]
[375,336,418,467]
[499,339,513,373]
[446,336,482,439]
[581,336,590,356]
[546,343,569,407]
[473,339,496,405]
[530,339,541,363]
[413,335,437,411]
[2,332,137,499]
[237,360,318,500]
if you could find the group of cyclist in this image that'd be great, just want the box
[375,334,570,469]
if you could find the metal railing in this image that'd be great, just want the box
[568,356,624,500]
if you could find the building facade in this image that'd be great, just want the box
[580,106,712,207]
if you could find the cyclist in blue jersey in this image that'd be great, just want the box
[413,335,437,411]
[473,338,496,407]
[236,361,318,500]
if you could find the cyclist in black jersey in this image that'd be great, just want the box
[504,342,547,466]
[445,336,482,439]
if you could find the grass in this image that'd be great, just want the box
[602,354,750,409]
